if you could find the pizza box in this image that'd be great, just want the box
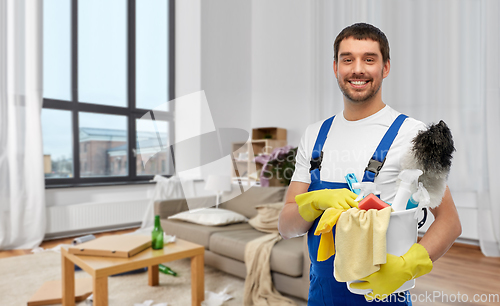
[68,235,151,258]
[27,278,92,306]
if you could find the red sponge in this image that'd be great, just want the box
[358,193,390,211]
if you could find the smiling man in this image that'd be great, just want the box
[278,23,461,305]
[336,39,386,102]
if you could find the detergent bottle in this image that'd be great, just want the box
[410,182,431,218]
[391,169,423,211]
[406,182,430,209]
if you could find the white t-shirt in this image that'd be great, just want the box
[291,105,426,203]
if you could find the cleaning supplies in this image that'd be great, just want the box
[406,182,430,210]
[314,207,344,261]
[391,169,422,211]
[348,206,423,296]
[358,194,391,211]
[295,189,358,222]
[333,207,392,282]
[350,243,433,301]
[400,120,455,208]
[352,181,380,202]
[345,173,361,195]
[410,183,431,220]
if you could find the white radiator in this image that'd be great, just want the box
[46,200,148,234]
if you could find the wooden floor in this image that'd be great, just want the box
[411,243,500,305]
[1,231,499,305]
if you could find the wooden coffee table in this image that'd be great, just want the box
[61,238,204,306]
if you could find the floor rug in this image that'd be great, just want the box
[0,251,306,306]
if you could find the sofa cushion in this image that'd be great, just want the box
[218,186,286,219]
[168,208,248,226]
[162,219,253,249]
[155,196,217,219]
[155,198,189,219]
[209,229,304,277]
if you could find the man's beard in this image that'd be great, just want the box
[337,72,383,103]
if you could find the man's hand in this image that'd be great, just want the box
[350,243,433,301]
[295,188,358,222]
[278,181,312,239]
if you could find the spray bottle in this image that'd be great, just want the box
[406,182,430,210]
[410,182,431,218]
[391,169,423,211]
[352,181,380,202]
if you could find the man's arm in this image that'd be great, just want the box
[418,186,462,262]
[278,181,312,239]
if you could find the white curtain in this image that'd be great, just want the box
[0,0,45,250]
[479,0,500,257]
[310,0,500,256]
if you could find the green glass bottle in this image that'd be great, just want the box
[151,215,164,250]
[159,264,178,276]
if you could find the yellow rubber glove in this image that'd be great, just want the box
[295,188,358,222]
[314,207,344,261]
[350,243,433,301]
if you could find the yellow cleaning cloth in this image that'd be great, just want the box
[333,206,392,282]
[314,207,344,261]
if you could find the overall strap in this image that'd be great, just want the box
[310,116,335,182]
[362,114,408,182]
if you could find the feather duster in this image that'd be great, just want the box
[400,120,455,208]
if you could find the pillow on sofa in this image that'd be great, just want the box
[168,208,248,226]
[219,186,287,219]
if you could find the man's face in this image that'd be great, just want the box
[333,37,390,103]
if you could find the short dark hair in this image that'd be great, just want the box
[333,23,390,63]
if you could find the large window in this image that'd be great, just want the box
[42,0,175,186]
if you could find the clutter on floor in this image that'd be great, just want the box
[27,278,92,306]
[133,300,168,306]
[201,286,234,306]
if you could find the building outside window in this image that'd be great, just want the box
[41,0,175,186]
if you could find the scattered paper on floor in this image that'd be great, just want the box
[202,286,233,306]
[134,300,168,306]
[31,244,72,254]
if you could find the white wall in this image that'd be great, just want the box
[418,191,479,242]
[201,0,252,133]
[250,1,313,147]
[200,0,252,179]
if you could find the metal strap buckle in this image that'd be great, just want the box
[309,151,324,173]
[364,158,386,177]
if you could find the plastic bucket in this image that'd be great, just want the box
[347,207,420,295]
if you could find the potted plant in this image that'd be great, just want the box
[254,145,298,187]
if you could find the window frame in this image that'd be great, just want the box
[43,0,175,188]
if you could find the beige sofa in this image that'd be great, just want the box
[154,186,310,300]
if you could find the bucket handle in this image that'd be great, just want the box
[417,207,427,229]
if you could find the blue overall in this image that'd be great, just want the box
[307,114,412,306]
